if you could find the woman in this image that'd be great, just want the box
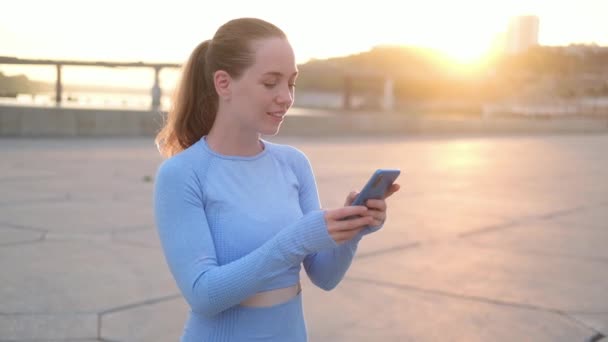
[154,17,399,341]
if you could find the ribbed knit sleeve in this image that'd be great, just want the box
[290,149,364,291]
[153,158,337,317]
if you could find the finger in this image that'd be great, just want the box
[332,227,366,243]
[362,207,386,225]
[365,199,387,211]
[331,215,374,232]
[362,209,385,223]
[326,206,368,220]
[368,208,386,221]
[383,183,401,199]
[344,191,359,206]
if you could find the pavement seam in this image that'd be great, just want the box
[560,313,607,342]
[536,205,588,220]
[348,275,608,315]
[0,297,175,342]
[0,221,47,233]
[0,175,58,183]
[465,241,608,264]
[0,222,155,247]
[0,238,45,248]
[356,241,421,259]
[0,224,46,247]
[458,220,523,238]
[0,196,71,206]
[565,310,608,315]
[98,293,181,316]
[96,294,180,342]
[458,203,591,238]
[345,276,566,314]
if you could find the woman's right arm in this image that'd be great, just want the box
[154,160,356,317]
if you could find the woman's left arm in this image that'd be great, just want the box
[295,150,398,291]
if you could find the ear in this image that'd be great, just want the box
[213,70,232,100]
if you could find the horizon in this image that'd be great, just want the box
[1,0,607,88]
[1,41,605,93]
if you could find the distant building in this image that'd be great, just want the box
[506,15,539,55]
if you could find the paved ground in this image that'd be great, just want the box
[0,134,607,341]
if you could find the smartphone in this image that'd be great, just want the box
[351,169,401,206]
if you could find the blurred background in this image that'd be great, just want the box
[1,1,607,341]
[1,0,607,117]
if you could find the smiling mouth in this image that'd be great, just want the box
[267,112,285,118]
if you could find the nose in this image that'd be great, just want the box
[275,84,294,106]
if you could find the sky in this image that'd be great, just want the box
[1,0,607,87]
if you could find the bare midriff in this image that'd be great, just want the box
[239,282,302,307]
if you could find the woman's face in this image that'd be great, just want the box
[228,37,298,136]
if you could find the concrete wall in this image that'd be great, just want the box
[1,105,607,137]
[0,105,163,137]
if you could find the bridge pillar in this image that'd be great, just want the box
[382,77,395,111]
[55,64,63,105]
[151,66,162,111]
[343,74,352,110]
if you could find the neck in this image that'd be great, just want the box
[206,111,263,157]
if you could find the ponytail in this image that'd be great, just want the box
[155,18,287,158]
[155,40,217,157]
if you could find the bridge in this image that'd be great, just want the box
[0,56,180,110]
[0,56,396,111]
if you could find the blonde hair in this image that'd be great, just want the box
[155,18,286,157]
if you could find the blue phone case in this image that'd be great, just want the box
[351,169,401,206]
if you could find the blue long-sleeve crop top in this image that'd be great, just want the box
[154,136,367,323]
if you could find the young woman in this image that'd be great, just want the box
[154,17,399,341]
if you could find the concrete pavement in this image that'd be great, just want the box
[0,134,607,341]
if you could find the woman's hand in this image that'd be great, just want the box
[344,183,400,228]
[324,206,374,244]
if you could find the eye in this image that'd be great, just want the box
[263,83,277,88]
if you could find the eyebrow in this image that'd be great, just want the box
[263,71,298,78]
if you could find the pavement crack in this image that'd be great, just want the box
[559,311,607,341]
[0,222,47,233]
[566,310,608,315]
[0,196,72,206]
[536,205,587,220]
[96,294,180,342]
[0,175,58,183]
[98,293,181,316]
[459,204,591,238]
[459,220,522,237]
[466,241,608,264]
[0,238,45,248]
[356,242,421,259]
[345,276,564,314]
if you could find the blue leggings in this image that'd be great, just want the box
[181,292,307,341]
